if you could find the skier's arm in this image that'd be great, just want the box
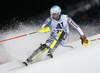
[40,17,52,33]
[67,16,84,36]
[67,16,89,46]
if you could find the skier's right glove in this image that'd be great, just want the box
[40,27,50,33]
[80,35,89,46]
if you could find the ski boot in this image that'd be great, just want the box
[47,53,53,58]
[23,59,32,66]
[23,62,28,66]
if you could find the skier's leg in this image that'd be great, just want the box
[26,44,49,63]
[46,31,65,58]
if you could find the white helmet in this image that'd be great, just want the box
[50,5,61,17]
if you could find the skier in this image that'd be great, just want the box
[23,5,89,66]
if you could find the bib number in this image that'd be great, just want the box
[56,22,63,29]
[55,22,64,33]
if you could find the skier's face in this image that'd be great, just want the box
[52,13,59,17]
[53,15,60,20]
[52,13,60,20]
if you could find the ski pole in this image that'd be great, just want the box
[0,27,50,42]
[89,38,100,42]
[0,30,41,42]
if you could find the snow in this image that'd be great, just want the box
[0,25,100,73]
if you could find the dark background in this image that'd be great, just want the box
[0,0,81,30]
[0,0,81,21]
[0,0,100,30]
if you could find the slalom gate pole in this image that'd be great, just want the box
[0,30,41,42]
[89,38,100,42]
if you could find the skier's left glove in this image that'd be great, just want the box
[80,35,89,46]
[40,27,50,33]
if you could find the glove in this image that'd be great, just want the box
[40,27,50,33]
[80,35,89,46]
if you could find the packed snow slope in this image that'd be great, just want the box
[0,29,100,73]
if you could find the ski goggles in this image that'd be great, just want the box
[51,13,60,17]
